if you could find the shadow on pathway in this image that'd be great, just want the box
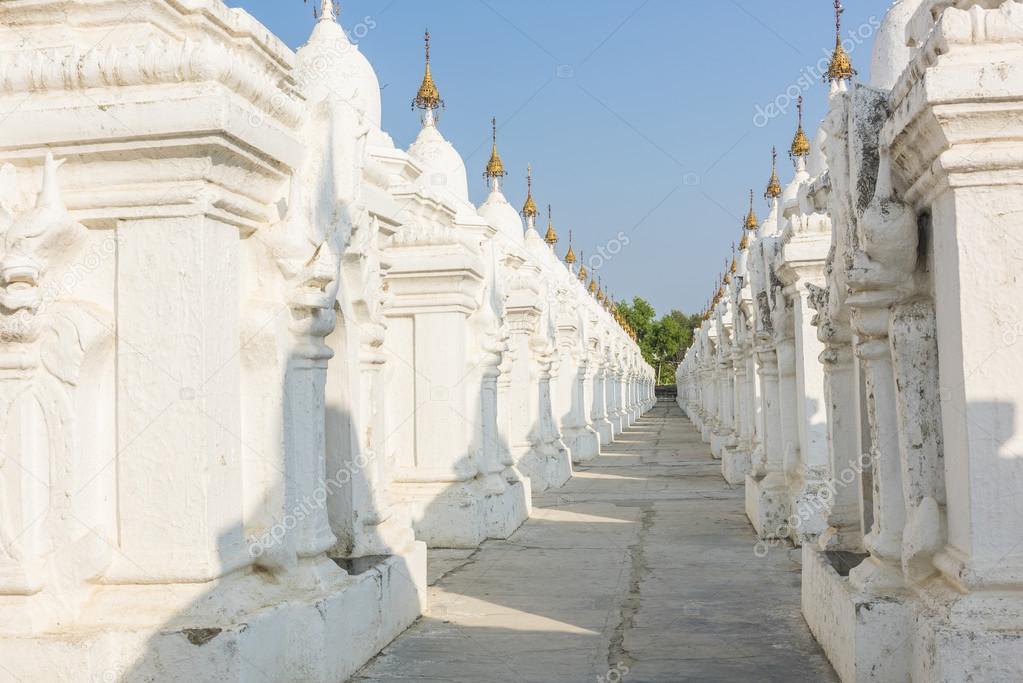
[353,401,838,683]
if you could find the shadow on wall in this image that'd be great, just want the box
[116,325,634,679]
[119,330,423,681]
[401,366,530,548]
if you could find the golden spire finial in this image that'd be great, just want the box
[564,230,576,264]
[790,96,811,160]
[522,164,538,218]
[544,205,558,246]
[744,189,758,230]
[413,30,444,112]
[730,242,737,274]
[597,276,605,303]
[765,147,782,200]
[826,0,857,83]
[484,117,506,180]
[739,224,750,250]
[588,277,597,294]
[578,252,588,281]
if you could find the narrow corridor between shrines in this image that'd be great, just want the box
[354,401,838,683]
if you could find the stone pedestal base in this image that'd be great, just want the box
[700,423,715,443]
[519,445,573,492]
[721,447,751,485]
[0,544,427,683]
[485,478,531,540]
[744,473,790,539]
[709,431,735,460]
[566,427,601,463]
[397,478,529,548]
[911,586,1023,682]
[609,413,624,435]
[788,485,830,545]
[594,418,614,446]
[801,545,911,683]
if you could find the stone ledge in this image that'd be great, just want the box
[0,543,426,683]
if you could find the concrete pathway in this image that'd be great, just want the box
[354,401,838,683]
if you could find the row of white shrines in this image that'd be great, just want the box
[677,0,1023,681]
[0,1,655,681]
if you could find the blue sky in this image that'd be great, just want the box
[231,0,890,315]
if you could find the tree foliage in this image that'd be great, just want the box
[617,297,701,385]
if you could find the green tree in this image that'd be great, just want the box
[668,309,702,357]
[617,297,696,384]
[618,297,656,340]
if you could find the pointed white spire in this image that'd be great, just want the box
[320,0,337,21]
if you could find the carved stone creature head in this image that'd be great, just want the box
[263,173,344,314]
[806,282,829,329]
[0,154,87,340]
[847,145,919,300]
[291,239,343,312]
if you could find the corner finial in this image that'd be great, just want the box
[565,229,576,265]
[484,116,506,181]
[544,204,558,246]
[413,29,444,113]
[826,0,856,82]
[579,251,588,281]
[522,164,538,218]
[744,189,758,230]
[765,146,782,200]
[789,96,811,160]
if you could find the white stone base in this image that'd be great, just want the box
[709,431,735,460]
[911,586,1023,682]
[398,478,529,548]
[519,444,573,492]
[801,545,911,683]
[0,544,427,683]
[788,485,829,545]
[609,413,624,435]
[486,478,531,540]
[594,418,614,446]
[700,423,714,442]
[566,427,601,463]
[744,473,790,539]
[720,447,751,485]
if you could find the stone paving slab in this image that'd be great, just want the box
[353,402,838,683]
